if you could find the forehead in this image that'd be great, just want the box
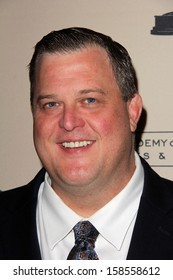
[37,46,111,70]
[35,47,116,89]
[33,46,121,101]
[33,46,122,105]
[36,49,116,91]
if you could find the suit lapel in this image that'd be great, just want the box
[127,158,173,259]
[0,169,45,260]
[1,198,41,259]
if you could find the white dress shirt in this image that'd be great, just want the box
[36,152,144,259]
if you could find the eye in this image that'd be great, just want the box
[44,102,58,109]
[84,97,96,104]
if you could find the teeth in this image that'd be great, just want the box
[62,141,93,148]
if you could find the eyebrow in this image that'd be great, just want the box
[78,88,105,95]
[36,94,57,103]
[36,88,105,103]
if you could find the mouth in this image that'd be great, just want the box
[61,140,93,149]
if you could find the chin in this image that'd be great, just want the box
[60,168,94,187]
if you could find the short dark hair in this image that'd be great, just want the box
[29,27,138,106]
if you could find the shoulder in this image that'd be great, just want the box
[0,168,46,218]
[140,156,173,209]
[141,156,173,187]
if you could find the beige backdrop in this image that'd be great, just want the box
[1,0,173,190]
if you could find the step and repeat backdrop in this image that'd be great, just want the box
[1,0,173,190]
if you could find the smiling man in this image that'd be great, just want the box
[1,27,173,260]
[32,45,141,216]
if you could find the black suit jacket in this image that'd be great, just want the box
[1,157,173,260]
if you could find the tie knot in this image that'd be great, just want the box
[73,221,99,245]
[67,221,99,259]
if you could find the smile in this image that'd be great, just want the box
[62,140,93,148]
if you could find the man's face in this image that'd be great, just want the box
[32,47,142,192]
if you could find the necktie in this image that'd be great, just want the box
[67,221,99,260]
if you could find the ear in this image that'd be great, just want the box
[127,94,143,132]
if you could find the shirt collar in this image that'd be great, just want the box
[41,152,144,250]
[41,175,81,249]
[89,153,144,250]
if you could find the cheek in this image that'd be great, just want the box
[33,118,52,143]
[33,119,43,139]
[34,114,57,136]
[96,110,131,139]
[90,116,117,141]
[100,120,114,136]
[96,112,118,134]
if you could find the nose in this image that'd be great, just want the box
[59,105,85,131]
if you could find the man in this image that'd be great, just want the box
[1,27,173,260]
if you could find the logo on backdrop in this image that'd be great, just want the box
[137,131,173,167]
[151,11,173,35]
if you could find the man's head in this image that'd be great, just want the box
[29,27,138,107]
[29,27,142,206]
